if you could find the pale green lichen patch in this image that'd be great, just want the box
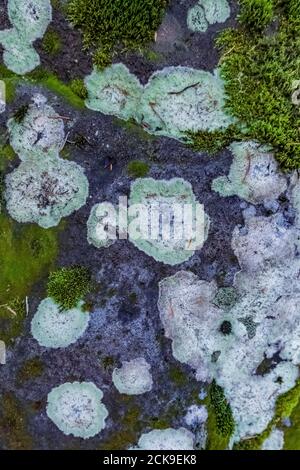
[0,0,52,74]
[46,382,108,439]
[112,358,153,395]
[187,0,230,33]
[133,428,195,450]
[212,142,287,205]
[85,64,143,122]
[31,298,89,349]
[261,428,284,450]
[85,65,234,141]
[158,208,300,442]
[8,95,65,160]
[5,157,89,228]
[128,177,210,265]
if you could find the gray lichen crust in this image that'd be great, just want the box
[85,64,234,141]
[5,157,89,229]
[31,298,89,349]
[46,382,108,439]
[112,358,153,395]
[187,0,231,33]
[133,428,195,450]
[0,0,52,74]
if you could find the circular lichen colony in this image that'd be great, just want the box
[8,97,65,161]
[85,64,143,122]
[187,0,230,33]
[112,358,153,395]
[8,96,65,161]
[0,0,52,74]
[134,428,195,450]
[5,157,89,228]
[212,141,287,206]
[31,298,89,349]
[46,382,108,439]
[140,67,235,140]
[128,177,210,265]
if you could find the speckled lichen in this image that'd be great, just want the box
[5,157,89,228]
[133,427,195,450]
[158,203,300,443]
[31,298,89,349]
[8,95,65,160]
[261,428,284,450]
[0,0,52,74]
[128,177,210,265]
[212,141,287,205]
[85,64,143,121]
[46,382,108,439]
[187,0,230,33]
[85,64,234,141]
[112,358,153,395]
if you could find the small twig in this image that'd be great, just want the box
[168,82,200,96]
[0,304,17,317]
[48,115,72,121]
[25,296,29,317]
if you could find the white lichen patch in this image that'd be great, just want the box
[141,67,234,140]
[212,142,287,205]
[134,428,195,450]
[5,157,89,228]
[128,178,210,265]
[184,405,208,427]
[8,97,65,160]
[261,429,284,450]
[85,65,234,141]
[87,202,118,249]
[0,0,52,74]
[0,341,6,365]
[47,382,108,439]
[85,63,143,121]
[31,298,89,349]
[187,0,230,33]
[112,358,153,395]
[158,209,300,442]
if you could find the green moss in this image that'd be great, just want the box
[69,78,88,100]
[234,379,300,450]
[67,0,168,68]
[210,2,300,169]
[205,380,235,449]
[13,104,30,124]
[17,357,45,383]
[127,160,150,178]
[47,266,92,310]
[0,214,59,343]
[102,356,116,370]
[189,125,246,154]
[238,0,274,31]
[42,29,62,56]
[0,393,32,449]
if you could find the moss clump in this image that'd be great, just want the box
[67,0,168,68]
[0,393,32,449]
[0,214,59,343]
[127,161,150,179]
[47,266,92,310]
[210,380,235,438]
[238,0,274,31]
[69,78,88,100]
[209,2,300,169]
[17,357,45,383]
[169,366,187,387]
[42,29,62,55]
[13,104,30,124]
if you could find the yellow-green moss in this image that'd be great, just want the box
[0,393,32,450]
